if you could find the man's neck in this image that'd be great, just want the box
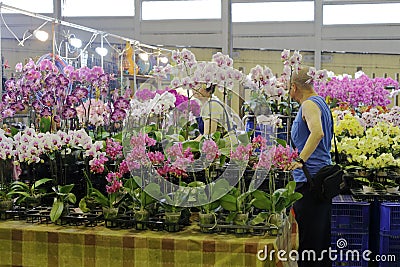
[299,91,318,104]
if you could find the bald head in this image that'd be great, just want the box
[291,66,313,91]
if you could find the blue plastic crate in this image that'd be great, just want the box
[379,231,400,267]
[332,196,370,231]
[331,231,369,267]
[333,195,356,203]
[331,231,369,251]
[380,202,400,232]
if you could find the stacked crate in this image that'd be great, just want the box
[331,195,370,267]
[379,203,400,267]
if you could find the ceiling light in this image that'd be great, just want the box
[32,30,49,42]
[139,52,149,61]
[159,56,169,64]
[95,47,108,57]
[68,35,82,48]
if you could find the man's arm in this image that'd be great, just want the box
[298,100,324,162]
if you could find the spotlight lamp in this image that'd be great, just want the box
[159,56,169,64]
[139,52,149,61]
[68,34,82,48]
[32,30,49,42]
[95,47,108,57]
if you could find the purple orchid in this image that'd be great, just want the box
[2,108,15,118]
[32,101,41,112]
[10,101,25,112]
[111,108,127,122]
[53,115,61,123]
[66,95,79,106]
[113,97,130,110]
[26,69,41,81]
[40,107,52,117]
[314,74,397,108]
[41,93,55,107]
[39,59,54,72]
[62,107,77,119]
[44,74,61,90]
[135,88,156,102]
[73,86,88,100]
[91,66,104,77]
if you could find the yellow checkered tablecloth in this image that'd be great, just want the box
[0,215,298,267]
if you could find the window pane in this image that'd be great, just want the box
[142,0,221,20]
[324,3,400,25]
[63,0,135,16]
[232,1,314,22]
[1,0,53,13]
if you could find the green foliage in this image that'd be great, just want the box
[7,178,52,205]
[250,181,302,225]
[182,140,200,152]
[220,186,254,222]
[39,117,51,133]
[188,179,230,213]
[237,132,251,145]
[50,184,76,222]
[125,178,161,211]
[275,138,287,147]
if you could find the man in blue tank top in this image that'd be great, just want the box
[285,67,333,267]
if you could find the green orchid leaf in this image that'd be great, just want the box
[220,194,237,211]
[59,184,74,194]
[112,132,123,142]
[183,140,199,152]
[212,131,221,143]
[250,212,269,225]
[219,147,232,157]
[33,178,52,189]
[211,179,231,200]
[50,198,64,222]
[124,177,140,192]
[252,197,272,210]
[7,191,30,198]
[90,188,109,207]
[252,189,268,200]
[154,131,163,142]
[188,181,206,187]
[79,198,89,213]
[275,138,287,147]
[286,181,296,194]
[237,132,251,145]
[67,193,76,204]
[225,212,237,223]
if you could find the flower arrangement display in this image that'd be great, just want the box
[332,112,365,138]
[314,73,398,109]
[167,50,244,91]
[1,59,131,138]
[243,50,297,116]
[0,48,309,234]
[336,122,400,170]
[359,106,400,128]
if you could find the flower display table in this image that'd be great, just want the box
[0,215,297,267]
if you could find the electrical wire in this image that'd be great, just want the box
[59,32,98,61]
[0,11,49,46]
[0,11,22,44]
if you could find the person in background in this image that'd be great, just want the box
[192,83,232,141]
[285,67,333,267]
